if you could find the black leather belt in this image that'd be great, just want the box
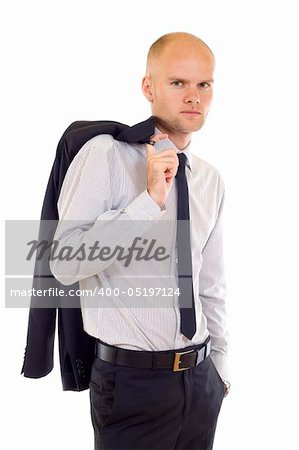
[95,336,211,372]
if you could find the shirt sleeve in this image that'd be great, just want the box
[198,187,230,382]
[50,139,166,285]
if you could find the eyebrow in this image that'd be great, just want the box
[167,77,214,83]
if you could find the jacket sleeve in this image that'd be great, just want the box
[21,122,85,382]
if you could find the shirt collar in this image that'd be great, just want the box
[153,126,193,172]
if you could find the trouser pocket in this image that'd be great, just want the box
[209,356,225,399]
[89,358,120,432]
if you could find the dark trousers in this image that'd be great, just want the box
[89,342,224,450]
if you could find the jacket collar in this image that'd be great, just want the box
[116,115,156,143]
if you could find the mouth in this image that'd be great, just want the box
[180,111,201,115]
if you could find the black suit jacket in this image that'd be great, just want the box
[21,116,157,391]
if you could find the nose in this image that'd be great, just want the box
[185,90,200,104]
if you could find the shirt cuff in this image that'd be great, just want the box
[125,189,166,220]
[210,351,230,383]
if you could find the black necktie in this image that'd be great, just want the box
[175,153,196,339]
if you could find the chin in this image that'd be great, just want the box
[177,114,205,128]
[178,120,205,133]
[155,116,205,134]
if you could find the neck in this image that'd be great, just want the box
[154,119,192,150]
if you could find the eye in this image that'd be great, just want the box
[171,80,184,87]
[199,82,211,89]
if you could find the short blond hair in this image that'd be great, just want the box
[146,32,214,75]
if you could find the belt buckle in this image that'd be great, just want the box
[173,349,196,372]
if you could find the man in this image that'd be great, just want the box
[50,31,230,450]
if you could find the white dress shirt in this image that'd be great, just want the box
[50,126,229,382]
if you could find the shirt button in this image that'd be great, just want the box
[175,258,178,264]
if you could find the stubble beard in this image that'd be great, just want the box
[155,115,205,135]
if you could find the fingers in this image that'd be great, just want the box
[145,133,168,157]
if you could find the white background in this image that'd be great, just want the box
[1,0,299,449]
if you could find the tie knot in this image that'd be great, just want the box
[177,152,187,171]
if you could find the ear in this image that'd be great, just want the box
[141,75,154,102]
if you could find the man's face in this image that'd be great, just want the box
[142,42,215,135]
